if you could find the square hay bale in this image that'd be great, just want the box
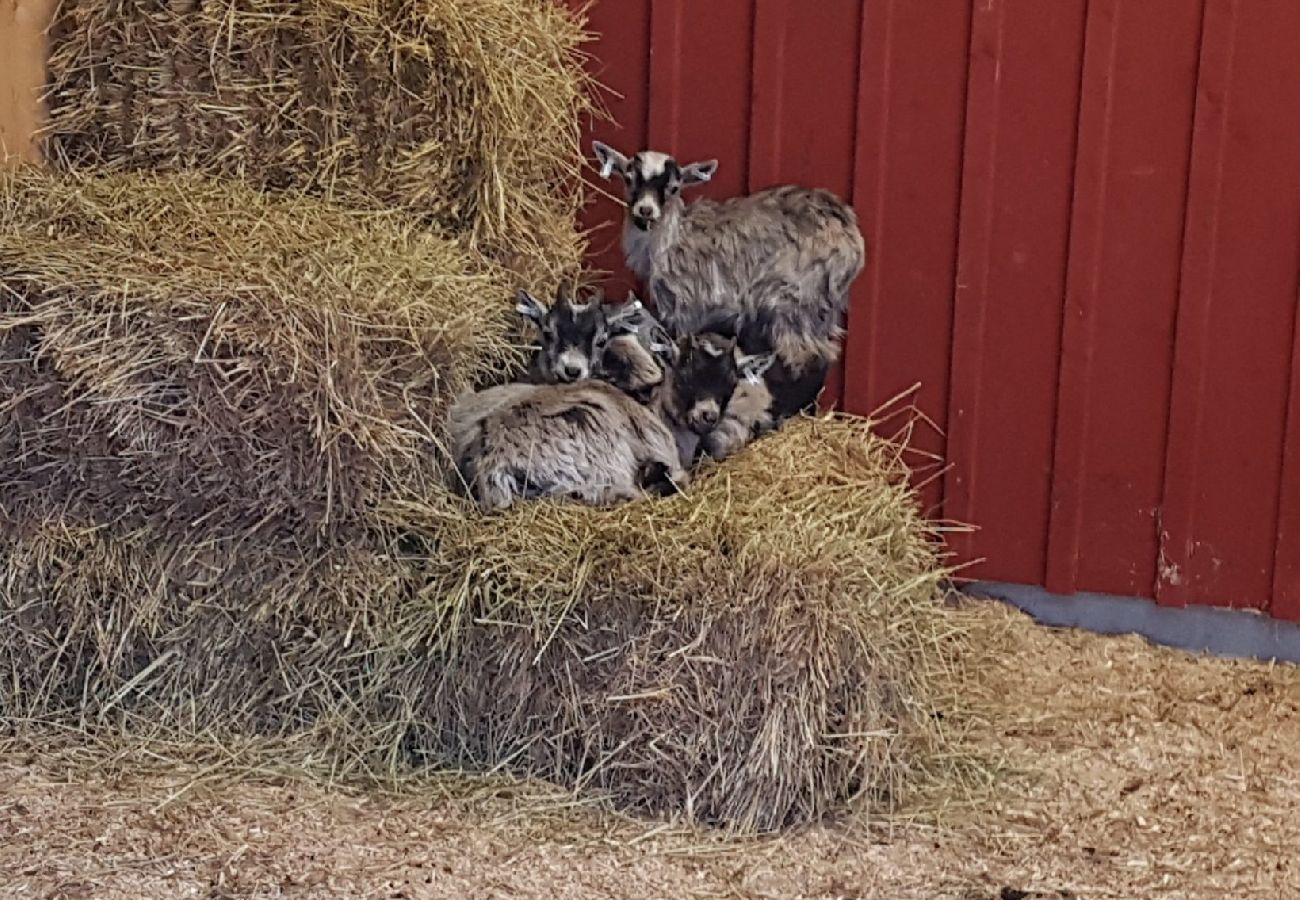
[41,0,595,286]
[398,417,963,831]
[0,168,521,539]
[2,404,967,832]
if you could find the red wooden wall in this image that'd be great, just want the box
[571,0,1300,622]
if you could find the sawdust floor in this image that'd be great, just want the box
[1,600,1297,899]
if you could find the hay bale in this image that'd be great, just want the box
[0,172,964,833]
[400,417,960,830]
[41,0,594,286]
[1,402,964,831]
[0,168,520,539]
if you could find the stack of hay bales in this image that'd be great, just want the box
[41,0,592,285]
[0,0,972,832]
[0,168,516,739]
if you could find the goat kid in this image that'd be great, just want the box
[516,286,674,401]
[448,333,773,511]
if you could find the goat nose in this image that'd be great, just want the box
[699,409,719,426]
[562,363,585,380]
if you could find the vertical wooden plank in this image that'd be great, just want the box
[648,0,754,201]
[747,0,858,193]
[1161,0,1300,610]
[573,0,652,296]
[1044,0,1203,597]
[0,0,58,166]
[846,0,971,512]
[944,0,1088,582]
[747,0,861,410]
[1272,246,1300,622]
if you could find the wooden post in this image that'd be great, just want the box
[0,0,57,167]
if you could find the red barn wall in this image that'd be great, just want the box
[571,0,1300,621]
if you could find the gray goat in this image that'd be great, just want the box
[449,333,773,511]
[590,143,864,375]
[516,286,674,401]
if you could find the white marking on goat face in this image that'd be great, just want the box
[637,152,671,180]
[555,349,591,382]
[625,151,682,231]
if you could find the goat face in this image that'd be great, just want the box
[592,142,718,232]
[516,287,613,384]
[665,333,775,436]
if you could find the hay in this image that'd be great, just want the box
[7,601,1294,897]
[41,0,594,287]
[0,373,968,830]
[0,155,968,832]
[399,417,968,831]
[0,167,520,540]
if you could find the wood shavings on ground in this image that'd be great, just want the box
[2,599,1295,899]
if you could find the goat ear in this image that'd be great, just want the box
[515,290,548,323]
[737,351,776,383]
[612,295,644,317]
[682,159,719,187]
[652,338,682,367]
[605,297,643,333]
[592,141,630,180]
[650,340,677,357]
[698,336,730,358]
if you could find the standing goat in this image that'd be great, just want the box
[591,143,865,448]
[449,333,773,511]
[516,286,674,401]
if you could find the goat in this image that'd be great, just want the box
[516,286,675,401]
[696,280,840,461]
[448,333,773,511]
[590,142,864,420]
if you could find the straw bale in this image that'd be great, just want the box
[397,416,961,831]
[0,168,521,540]
[41,0,594,287]
[0,170,964,834]
[1,399,965,831]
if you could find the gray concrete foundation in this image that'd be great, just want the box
[968,581,1300,666]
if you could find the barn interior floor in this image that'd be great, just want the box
[1,599,1296,899]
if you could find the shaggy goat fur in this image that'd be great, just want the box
[591,143,865,393]
[450,379,685,510]
[591,144,864,462]
[449,333,773,510]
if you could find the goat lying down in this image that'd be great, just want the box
[695,296,839,461]
[516,285,673,401]
[514,282,791,463]
[449,333,773,511]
